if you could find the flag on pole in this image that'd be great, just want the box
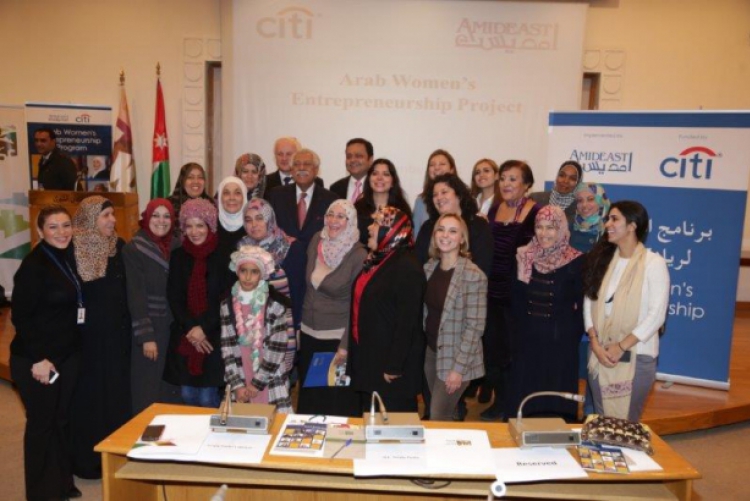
[151,69,171,199]
[110,72,137,192]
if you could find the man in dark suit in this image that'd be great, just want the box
[265,136,324,195]
[268,148,338,326]
[34,128,78,190]
[329,138,373,203]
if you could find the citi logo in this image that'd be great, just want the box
[660,146,719,180]
[76,113,91,123]
[257,7,313,39]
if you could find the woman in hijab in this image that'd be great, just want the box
[529,160,583,225]
[220,246,294,413]
[423,214,487,422]
[11,205,82,500]
[570,183,611,253]
[235,153,267,200]
[216,175,248,266]
[167,162,214,224]
[69,196,131,479]
[239,198,298,373]
[348,206,426,412]
[164,198,227,408]
[123,198,180,415]
[297,200,367,416]
[583,201,669,421]
[506,205,584,421]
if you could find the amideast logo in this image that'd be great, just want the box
[257,7,314,39]
[455,18,558,51]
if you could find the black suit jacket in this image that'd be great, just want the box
[329,176,351,199]
[267,184,339,327]
[264,170,325,199]
[38,148,77,190]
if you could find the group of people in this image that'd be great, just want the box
[12,135,669,501]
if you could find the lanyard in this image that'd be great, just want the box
[41,245,84,307]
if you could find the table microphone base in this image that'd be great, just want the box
[509,417,581,447]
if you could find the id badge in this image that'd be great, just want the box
[77,307,86,325]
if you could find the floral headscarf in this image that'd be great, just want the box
[217,176,248,232]
[362,206,413,271]
[549,161,583,210]
[73,196,118,282]
[238,198,291,266]
[573,183,610,235]
[235,153,267,199]
[516,205,581,284]
[179,198,218,234]
[319,200,359,269]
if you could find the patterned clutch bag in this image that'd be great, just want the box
[581,415,654,455]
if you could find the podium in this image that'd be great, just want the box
[28,190,140,247]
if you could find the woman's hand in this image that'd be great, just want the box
[234,386,250,403]
[247,385,259,399]
[186,326,213,354]
[143,341,158,361]
[333,348,347,366]
[445,371,463,395]
[604,343,625,365]
[383,373,401,383]
[592,343,615,368]
[31,359,56,385]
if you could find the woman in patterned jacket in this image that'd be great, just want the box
[220,245,294,412]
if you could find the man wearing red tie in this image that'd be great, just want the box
[330,138,373,203]
[268,148,338,327]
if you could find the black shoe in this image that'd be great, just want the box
[480,406,505,422]
[68,485,82,498]
[477,384,492,404]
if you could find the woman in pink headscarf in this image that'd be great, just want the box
[505,205,584,421]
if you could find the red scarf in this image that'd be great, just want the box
[177,230,218,375]
[139,198,175,259]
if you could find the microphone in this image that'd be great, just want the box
[369,391,389,426]
[509,391,585,448]
[209,484,228,501]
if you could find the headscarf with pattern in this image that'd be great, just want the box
[73,196,118,282]
[319,199,360,269]
[573,182,610,236]
[238,198,291,266]
[549,161,583,210]
[362,206,413,272]
[516,205,581,284]
[235,153,267,200]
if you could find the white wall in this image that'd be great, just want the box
[0,0,221,200]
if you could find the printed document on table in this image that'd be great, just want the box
[620,448,663,472]
[354,429,494,477]
[127,414,271,465]
[492,447,587,483]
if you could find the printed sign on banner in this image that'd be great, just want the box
[25,103,113,192]
[547,111,750,389]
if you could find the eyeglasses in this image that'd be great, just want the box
[325,213,348,221]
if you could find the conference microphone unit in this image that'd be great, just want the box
[363,391,425,443]
[210,385,276,434]
[508,391,585,448]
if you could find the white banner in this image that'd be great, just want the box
[0,105,31,297]
[232,0,587,198]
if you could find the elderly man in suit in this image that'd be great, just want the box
[330,138,373,203]
[268,148,338,326]
[265,137,324,195]
[35,128,78,190]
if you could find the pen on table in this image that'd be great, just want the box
[330,438,353,460]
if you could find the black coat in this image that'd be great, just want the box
[329,176,351,199]
[264,170,324,197]
[164,246,230,387]
[38,148,77,190]
[348,249,426,400]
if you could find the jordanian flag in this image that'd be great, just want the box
[110,84,137,192]
[151,79,171,199]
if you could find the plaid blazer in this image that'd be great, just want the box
[424,256,487,381]
[220,289,294,414]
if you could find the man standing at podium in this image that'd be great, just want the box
[35,127,77,190]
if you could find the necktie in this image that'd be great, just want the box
[284,176,293,185]
[351,180,362,203]
[297,192,308,229]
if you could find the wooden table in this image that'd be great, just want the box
[96,404,700,501]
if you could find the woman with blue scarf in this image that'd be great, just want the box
[570,183,611,253]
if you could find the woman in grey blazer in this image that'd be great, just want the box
[423,214,488,422]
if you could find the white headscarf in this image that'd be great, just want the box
[217,176,248,232]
